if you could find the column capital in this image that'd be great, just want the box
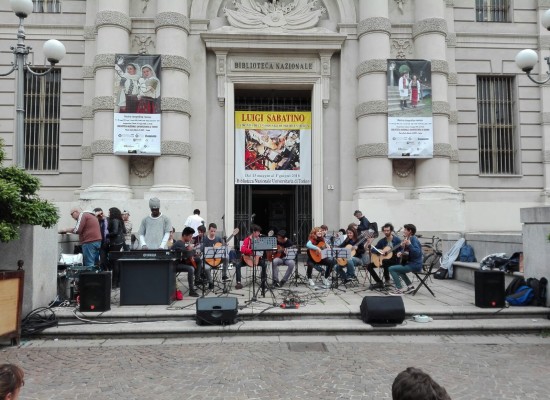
[357,17,391,38]
[81,106,94,120]
[431,59,449,75]
[83,26,96,40]
[96,10,132,32]
[356,101,387,119]
[432,101,450,117]
[161,55,191,75]
[93,54,116,72]
[81,146,92,160]
[82,66,94,79]
[356,59,387,78]
[433,143,452,158]
[412,18,447,39]
[355,143,388,159]
[161,141,192,158]
[91,140,114,155]
[446,33,457,47]
[161,98,192,116]
[92,96,115,113]
[448,72,458,85]
[155,12,190,33]
[449,110,458,124]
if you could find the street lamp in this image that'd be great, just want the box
[0,0,66,168]
[515,9,550,85]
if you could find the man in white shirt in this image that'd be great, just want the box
[184,209,204,237]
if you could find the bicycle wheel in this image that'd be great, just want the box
[422,253,440,272]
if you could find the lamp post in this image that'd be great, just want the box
[0,0,65,168]
[515,9,550,85]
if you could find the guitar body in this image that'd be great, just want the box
[205,242,223,267]
[371,246,393,267]
[308,242,326,263]
[242,255,261,267]
[336,244,354,266]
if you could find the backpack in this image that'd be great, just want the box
[505,276,526,297]
[526,277,548,307]
[479,253,508,271]
[506,285,535,306]
[434,267,448,280]
[458,243,476,262]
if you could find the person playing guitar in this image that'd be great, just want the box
[367,223,402,290]
[203,223,239,282]
[271,230,295,288]
[192,225,213,290]
[388,223,423,296]
[171,227,200,297]
[234,224,267,290]
[305,226,335,288]
[335,227,364,284]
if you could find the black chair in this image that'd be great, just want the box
[412,253,440,297]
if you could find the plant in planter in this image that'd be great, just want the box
[0,139,59,242]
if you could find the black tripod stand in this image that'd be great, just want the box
[288,245,307,287]
[244,236,278,307]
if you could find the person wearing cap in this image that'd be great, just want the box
[121,210,132,251]
[137,198,172,249]
[354,210,370,235]
[271,230,295,287]
[59,208,102,268]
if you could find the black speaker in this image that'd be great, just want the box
[79,272,111,312]
[360,296,405,324]
[475,270,505,308]
[119,259,175,305]
[196,297,238,325]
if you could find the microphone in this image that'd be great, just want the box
[221,214,225,220]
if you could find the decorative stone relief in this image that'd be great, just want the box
[132,35,154,55]
[130,157,154,178]
[81,146,92,160]
[320,53,331,108]
[93,53,116,72]
[448,72,458,85]
[355,101,387,118]
[432,101,450,117]
[83,26,96,40]
[451,149,459,162]
[393,159,415,177]
[155,12,190,32]
[395,0,406,14]
[433,143,452,158]
[216,52,228,106]
[142,0,150,13]
[431,59,449,75]
[161,98,192,116]
[95,11,132,32]
[224,0,326,31]
[92,96,115,113]
[162,55,191,75]
[412,18,448,39]
[392,39,412,59]
[355,143,388,159]
[81,66,94,79]
[446,33,456,47]
[91,140,114,155]
[161,141,192,158]
[357,17,391,37]
[356,59,387,79]
[449,111,458,124]
[81,106,93,120]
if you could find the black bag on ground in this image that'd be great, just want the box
[434,267,448,280]
[526,277,548,307]
[505,276,526,297]
[368,222,379,238]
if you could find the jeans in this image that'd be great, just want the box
[335,257,360,280]
[388,264,414,289]
[306,258,334,279]
[82,241,101,267]
[176,263,195,289]
[272,258,295,282]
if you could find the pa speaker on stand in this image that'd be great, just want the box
[79,272,111,312]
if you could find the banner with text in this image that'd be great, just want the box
[387,59,433,158]
[113,54,162,155]
[235,111,311,185]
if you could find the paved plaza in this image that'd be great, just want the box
[2,334,550,399]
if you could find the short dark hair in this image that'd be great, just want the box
[403,223,416,235]
[382,223,394,232]
[197,225,206,233]
[250,224,261,233]
[208,223,217,230]
[320,224,328,230]
[193,209,200,215]
[354,210,362,216]
[0,364,24,400]
[392,367,450,400]
[182,227,195,237]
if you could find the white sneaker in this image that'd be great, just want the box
[322,277,330,287]
[308,278,316,287]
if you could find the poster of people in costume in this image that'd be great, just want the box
[387,59,433,158]
[113,54,161,155]
[234,111,311,185]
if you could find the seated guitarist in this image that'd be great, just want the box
[367,223,402,289]
[172,227,199,297]
[193,225,213,290]
[271,230,295,288]
[234,224,267,290]
[203,223,229,281]
[389,223,423,296]
[305,226,335,288]
[336,227,363,283]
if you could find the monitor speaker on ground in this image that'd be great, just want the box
[79,272,111,312]
[196,297,238,325]
[360,296,405,325]
[475,269,505,308]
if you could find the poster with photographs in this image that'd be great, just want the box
[387,59,433,158]
[113,54,162,155]
[234,111,311,185]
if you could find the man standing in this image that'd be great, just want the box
[59,208,102,267]
[354,210,370,235]
[398,71,410,110]
[138,198,172,249]
[184,209,204,237]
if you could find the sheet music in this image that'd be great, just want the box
[371,246,384,255]
[330,248,351,259]
[203,246,228,258]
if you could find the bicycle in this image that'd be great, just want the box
[421,236,442,273]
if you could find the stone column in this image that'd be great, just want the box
[354,0,399,201]
[82,0,133,200]
[148,0,193,201]
[411,0,460,200]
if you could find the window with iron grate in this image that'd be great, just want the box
[24,68,61,171]
[477,75,517,175]
[33,0,61,13]
[475,0,509,22]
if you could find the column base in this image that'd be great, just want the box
[354,186,404,200]
[80,185,134,201]
[411,186,464,201]
[146,185,194,201]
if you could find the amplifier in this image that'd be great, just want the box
[119,259,175,305]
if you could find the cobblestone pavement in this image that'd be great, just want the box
[1,334,550,399]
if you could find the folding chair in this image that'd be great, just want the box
[412,255,439,297]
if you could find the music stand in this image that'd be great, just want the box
[244,236,278,307]
[203,246,243,297]
[324,247,350,292]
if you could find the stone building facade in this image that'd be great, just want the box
[0,0,546,242]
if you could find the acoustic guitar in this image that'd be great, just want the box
[242,230,272,267]
[308,241,327,264]
[336,230,375,267]
[204,228,239,268]
[371,242,404,267]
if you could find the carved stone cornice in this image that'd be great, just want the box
[355,143,388,159]
[355,101,387,119]
[82,66,94,79]
[93,54,116,71]
[92,96,115,113]
[431,59,449,75]
[432,101,450,117]
[356,59,387,78]
[412,18,447,39]
[542,112,550,124]
[91,140,114,155]
[161,98,192,116]
[161,141,192,158]
[96,11,132,32]
[161,55,191,75]
[357,17,392,38]
[155,12,190,33]
[81,106,93,120]
[446,33,456,47]
[81,146,92,160]
[83,26,96,40]
[448,72,458,85]
[449,111,458,124]
[433,143,452,158]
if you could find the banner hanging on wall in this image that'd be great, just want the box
[234,111,311,185]
[113,54,162,155]
[387,59,433,158]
